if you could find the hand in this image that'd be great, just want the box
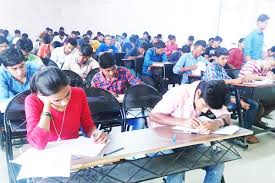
[37,95,51,107]
[188,65,198,71]
[240,99,250,110]
[232,77,243,84]
[197,121,220,134]
[91,130,108,144]
[242,76,253,83]
[183,117,201,128]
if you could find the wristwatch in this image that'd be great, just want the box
[41,112,52,118]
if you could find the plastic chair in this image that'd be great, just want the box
[4,90,31,183]
[122,84,162,131]
[41,58,58,67]
[85,68,100,88]
[84,87,124,132]
[63,70,84,87]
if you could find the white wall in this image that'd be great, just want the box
[0,0,274,49]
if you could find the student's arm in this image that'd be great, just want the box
[125,68,142,86]
[224,78,243,85]
[96,44,103,56]
[173,55,197,74]
[0,76,10,101]
[161,53,168,62]
[143,50,154,70]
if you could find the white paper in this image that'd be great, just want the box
[192,62,206,75]
[212,125,240,135]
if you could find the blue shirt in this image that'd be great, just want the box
[142,48,168,76]
[202,62,231,81]
[244,29,264,60]
[122,42,133,53]
[96,43,118,56]
[173,52,208,83]
[124,47,139,59]
[0,62,39,102]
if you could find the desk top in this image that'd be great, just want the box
[71,126,252,170]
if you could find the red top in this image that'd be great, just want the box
[25,87,96,150]
[228,48,243,69]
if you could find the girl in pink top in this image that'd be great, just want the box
[25,67,108,149]
[165,35,178,57]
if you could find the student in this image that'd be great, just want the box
[96,35,118,56]
[227,38,245,69]
[63,43,99,79]
[0,36,9,54]
[244,14,269,61]
[0,47,40,104]
[91,33,104,53]
[50,38,77,68]
[91,52,144,130]
[111,35,122,53]
[204,36,223,62]
[122,34,138,53]
[12,29,21,45]
[165,35,178,58]
[169,45,191,62]
[186,35,195,47]
[267,46,275,58]
[37,34,52,58]
[149,80,229,183]
[173,40,208,84]
[25,67,108,150]
[203,47,259,143]
[52,30,66,44]
[124,42,148,59]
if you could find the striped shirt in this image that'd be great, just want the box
[239,61,269,76]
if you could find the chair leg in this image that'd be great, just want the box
[221,175,225,183]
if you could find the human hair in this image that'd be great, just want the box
[42,34,51,44]
[22,33,28,39]
[66,38,77,47]
[143,31,149,36]
[139,42,148,50]
[194,40,206,48]
[59,27,64,31]
[98,52,116,69]
[75,31,80,36]
[238,38,244,43]
[154,40,166,49]
[122,32,127,37]
[86,30,92,36]
[197,80,229,109]
[3,30,9,37]
[215,47,229,57]
[80,44,93,56]
[14,29,21,35]
[257,14,269,22]
[16,38,33,53]
[51,41,62,49]
[214,36,223,42]
[59,30,65,37]
[181,45,191,53]
[157,34,162,39]
[188,35,194,41]
[0,47,24,67]
[208,37,214,42]
[129,35,138,44]
[30,66,70,96]
[0,36,9,45]
[170,35,176,40]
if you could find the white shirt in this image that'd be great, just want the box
[50,46,76,68]
[52,36,66,43]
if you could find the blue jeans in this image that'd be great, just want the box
[127,118,145,130]
[242,98,258,129]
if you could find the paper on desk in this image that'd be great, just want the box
[173,125,239,135]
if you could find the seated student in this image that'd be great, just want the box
[96,35,118,56]
[50,38,77,68]
[203,47,259,143]
[37,34,52,58]
[25,67,108,150]
[173,40,209,84]
[124,42,148,60]
[267,46,275,58]
[0,47,41,105]
[63,43,99,79]
[16,38,44,66]
[12,29,21,45]
[226,38,245,69]
[52,30,67,44]
[165,35,178,58]
[149,80,229,183]
[91,52,144,130]
[91,33,104,53]
[0,36,9,54]
[111,35,122,53]
[204,36,222,62]
[169,45,190,62]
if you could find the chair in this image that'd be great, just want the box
[114,52,126,66]
[85,68,100,88]
[188,74,202,84]
[84,87,124,132]
[225,69,240,79]
[3,90,31,183]
[41,58,58,67]
[134,57,144,77]
[63,70,84,87]
[122,84,162,131]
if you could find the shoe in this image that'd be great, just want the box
[255,121,269,128]
[245,135,260,144]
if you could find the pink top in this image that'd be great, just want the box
[25,87,96,150]
[149,81,230,128]
[37,44,51,58]
[165,42,178,57]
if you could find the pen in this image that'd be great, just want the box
[98,124,102,130]
[103,147,124,156]
[172,133,177,143]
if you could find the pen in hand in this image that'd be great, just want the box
[103,147,124,157]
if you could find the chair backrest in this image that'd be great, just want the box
[188,75,202,84]
[114,52,126,66]
[84,87,123,131]
[134,57,144,76]
[63,70,84,87]
[85,68,100,87]
[225,69,240,79]
[41,58,58,67]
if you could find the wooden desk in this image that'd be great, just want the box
[31,126,251,183]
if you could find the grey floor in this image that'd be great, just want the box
[1,112,275,183]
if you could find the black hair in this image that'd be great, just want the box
[66,38,77,47]
[98,52,116,69]
[215,47,229,57]
[30,66,70,96]
[122,32,127,37]
[271,46,275,53]
[0,36,9,45]
[21,33,28,39]
[51,41,62,49]
[59,30,65,37]
[154,40,166,49]
[83,36,90,44]
[188,35,194,41]
[0,47,25,67]
[86,30,92,36]
[157,34,162,39]
[194,40,206,48]
[59,27,65,31]
[16,38,33,53]
[129,35,138,44]
[42,34,51,44]
[208,37,214,42]
[80,44,93,56]
[238,38,244,43]
[139,42,148,50]
[14,30,21,34]
[214,36,223,42]
[75,31,80,36]
[197,80,229,109]
[3,30,9,37]
[170,35,176,40]
[46,27,50,31]
[71,31,76,35]
[54,31,59,36]
[181,45,191,53]
[143,31,149,35]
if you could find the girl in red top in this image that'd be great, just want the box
[25,67,107,150]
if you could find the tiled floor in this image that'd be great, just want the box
[1,112,275,183]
